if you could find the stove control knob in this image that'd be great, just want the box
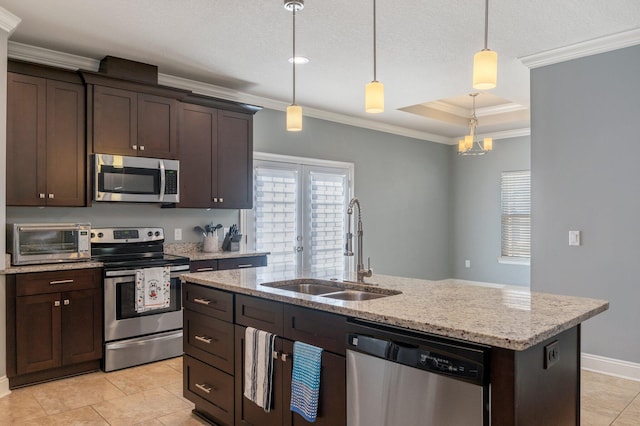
[147,231,153,237]
[155,231,161,237]
[91,232,95,239]
[97,232,103,238]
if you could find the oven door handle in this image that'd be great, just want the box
[105,265,189,278]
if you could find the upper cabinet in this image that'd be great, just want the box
[179,96,259,209]
[7,62,86,207]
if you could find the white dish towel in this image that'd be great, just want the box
[135,266,171,312]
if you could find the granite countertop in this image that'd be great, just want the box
[181,268,609,351]
[164,242,269,261]
[0,254,104,274]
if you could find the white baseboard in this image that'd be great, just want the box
[582,353,640,382]
[0,375,10,399]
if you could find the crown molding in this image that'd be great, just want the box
[520,28,640,69]
[448,127,530,145]
[8,41,99,70]
[429,99,527,118]
[0,8,21,35]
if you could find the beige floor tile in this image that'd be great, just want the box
[582,370,640,426]
[29,372,126,415]
[12,405,109,425]
[612,393,640,426]
[0,388,47,424]
[157,408,210,425]
[91,386,192,425]
[104,362,184,395]
[162,357,183,374]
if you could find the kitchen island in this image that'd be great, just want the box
[181,268,608,426]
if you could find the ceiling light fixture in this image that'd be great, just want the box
[458,93,493,156]
[472,0,498,90]
[365,0,383,113]
[285,0,304,131]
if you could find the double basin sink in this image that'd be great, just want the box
[260,279,401,301]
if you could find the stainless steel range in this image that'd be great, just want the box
[91,227,190,372]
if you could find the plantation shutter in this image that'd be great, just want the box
[501,170,531,258]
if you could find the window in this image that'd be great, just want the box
[500,170,531,264]
[246,154,354,275]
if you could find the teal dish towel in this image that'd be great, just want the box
[290,341,323,422]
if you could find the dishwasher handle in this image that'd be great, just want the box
[348,334,393,359]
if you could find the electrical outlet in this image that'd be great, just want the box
[544,340,559,369]
[174,228,182,241]
[465,260,471,268]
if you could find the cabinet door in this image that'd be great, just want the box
[61,288,102,365]
[216,110,253,209]
[16,293,62,374]
[138,93,178,159]
[235,325,284,426]
[93,85,138,156]
[6,73,46,206]
[179,103,217,207]
[282,339,346,426]
[45,80,86,206]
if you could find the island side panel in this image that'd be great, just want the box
[491,325,580,425]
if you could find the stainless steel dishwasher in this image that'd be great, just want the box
[346,320,490,426]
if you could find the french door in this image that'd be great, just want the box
[246,155,353,275]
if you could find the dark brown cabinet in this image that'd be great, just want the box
[6,268,103,388]
[189,255,267,273]
[92,85,179,159]
[179,103,254,209]
[7,70,86,206]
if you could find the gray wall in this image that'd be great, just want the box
[531,44,640,362]
[451,136,531,286]
[254,108,452,280]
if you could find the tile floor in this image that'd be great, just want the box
[0,359,639,425]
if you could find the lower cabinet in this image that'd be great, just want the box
[182,285,347,426]
[6,268,103,388]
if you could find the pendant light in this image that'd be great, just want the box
[365,0,383,113]
[472,0,498,90]
[285,0,304,131]
[457,93,493,156]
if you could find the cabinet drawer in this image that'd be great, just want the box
[184,310,234,374]
[235,294,283,335]
[284,304,347,355]
[190,259,218,273]
[16,269,101,296]
[183,283,233,322]
[184,355,234,426]
[218,255,267,270]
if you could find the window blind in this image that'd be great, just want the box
[501,170,531,258]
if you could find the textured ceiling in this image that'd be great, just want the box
[2,0,640,142]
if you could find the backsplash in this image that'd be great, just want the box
[6,204,241,244]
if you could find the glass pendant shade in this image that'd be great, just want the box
[473,49,498,90]
[365,81,384,113]
[286,104,302,131]
[483,137,493,151]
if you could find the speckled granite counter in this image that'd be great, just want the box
[0,253,104,274]
[181,268,608,351]
[164,242,269,261]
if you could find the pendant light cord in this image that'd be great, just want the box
[292,8,296,105]
[373,0,377,81]
[483,0,489,50]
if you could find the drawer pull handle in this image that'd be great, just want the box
[50,279,74,285]
[195,335,214,344]
[195,383,214,394]
[237,264,253,268]
[193,298,215,305]
[196,267,215,272]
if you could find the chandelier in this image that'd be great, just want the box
[458,93,493,156]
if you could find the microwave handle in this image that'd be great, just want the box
[159,160,166,202]
[18,224,83,232]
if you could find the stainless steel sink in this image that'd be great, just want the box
[320,290,390,301]
[261,279,401,301]
[260,279,345,295]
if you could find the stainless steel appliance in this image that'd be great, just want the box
[7,223,91,265]
[91,227,189,371]
[346,320,490,426]
[94,153,179,203]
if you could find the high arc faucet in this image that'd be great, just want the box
[345,197,373,283]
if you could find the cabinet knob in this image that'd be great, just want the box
[63,299,70,305]
[132,145,138,150]
[39,193,45,199]
[48,193,54,199]
[54,300,61,307]
[213,198,218,203]
[219,197,223,203]
[139,145,145,151]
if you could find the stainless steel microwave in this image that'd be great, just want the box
[94,154,179,203]
[7,223,91,265]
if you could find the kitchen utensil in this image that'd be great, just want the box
[193,225,207,237]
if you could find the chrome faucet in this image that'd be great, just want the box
[345,197,373,283]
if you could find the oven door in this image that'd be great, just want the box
[104,266,187,342]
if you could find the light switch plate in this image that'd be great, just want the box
[569,230,580,246]
[174,228,182,241]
